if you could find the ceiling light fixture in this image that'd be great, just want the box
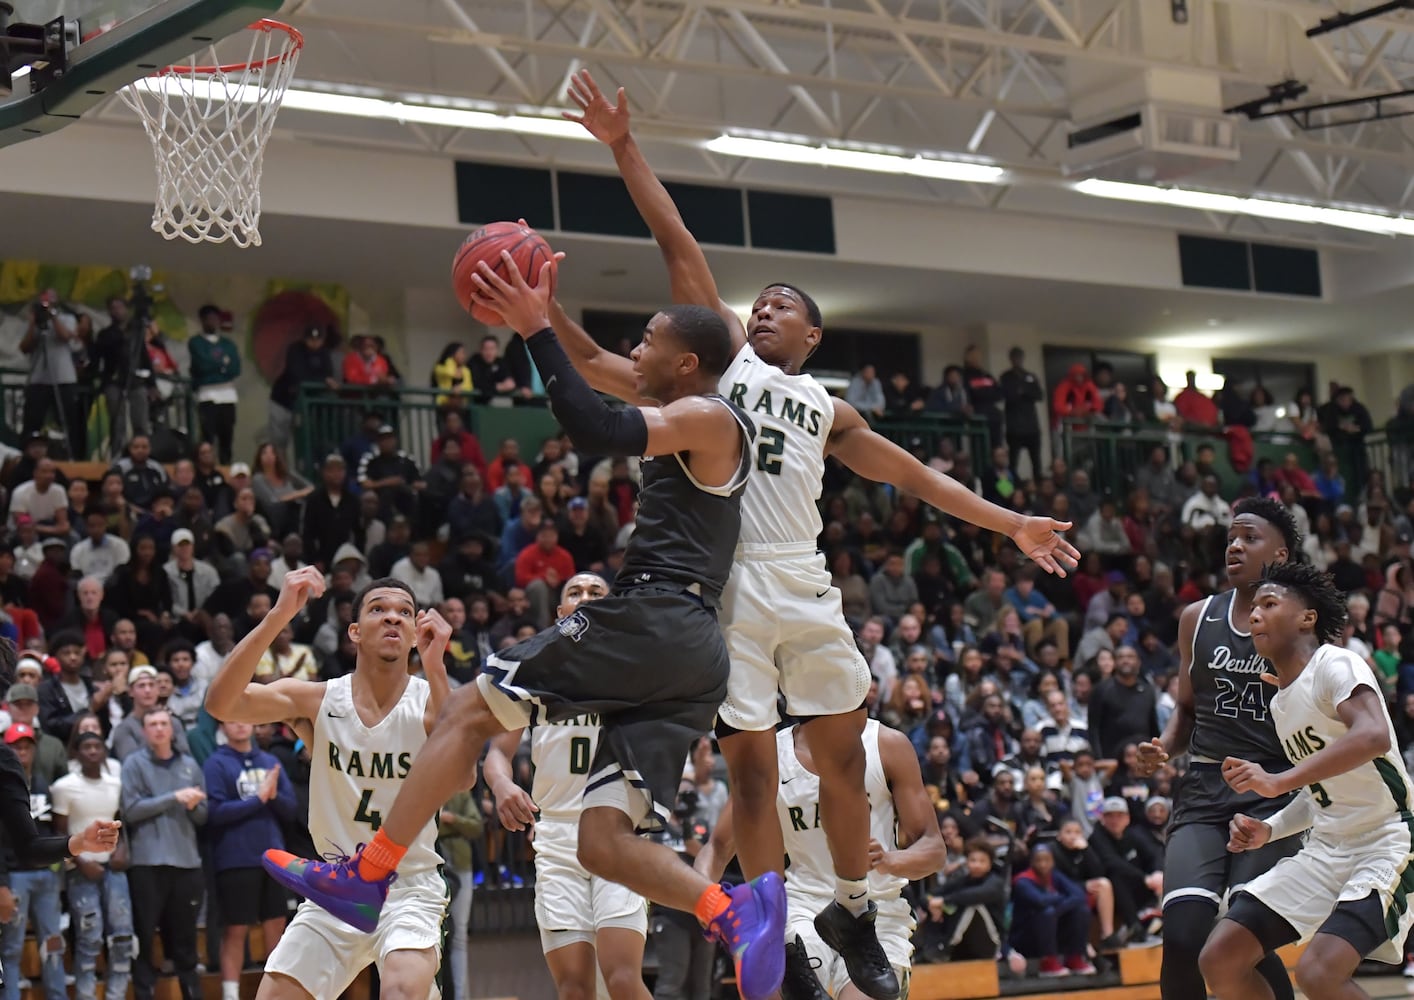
[705,134,1006,184]
[1073,178,1414,237]
[129,80,1414,238]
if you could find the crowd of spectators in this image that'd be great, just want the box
[9,296,1414,993]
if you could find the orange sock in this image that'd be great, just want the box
[357,830,406,881]
[695,883,731,928]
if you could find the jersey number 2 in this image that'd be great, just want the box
[354,789,383,831]
[569,736,592,776]
[1213,678,1269,722]
[756,428,785,476]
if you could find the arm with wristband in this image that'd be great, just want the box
[470,253,744,466]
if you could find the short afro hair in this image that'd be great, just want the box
[659,304,734,377]
[1233,496,1302,559]
[760,283,822,329]
[1260,561,1347,646]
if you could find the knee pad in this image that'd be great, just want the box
[1162,899,1219,958]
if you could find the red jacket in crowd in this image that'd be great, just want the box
[1052,366,1102,427]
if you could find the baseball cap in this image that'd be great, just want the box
[377,424,396,437]
[323,452,346,467]
[567,497,588,511]
[127,665,159,685]
[1101,796,1130,814]
[249,547,272,563]
[171,528,195,547]
[12,513,32,527]
[41,537,67,550]
[5,683,37,704]
[229,462,251,477]
[1145,796,1171,814]
[3,723,35,745]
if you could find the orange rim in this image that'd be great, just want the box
[157,17,303,77]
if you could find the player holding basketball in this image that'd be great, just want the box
[485,571,652,1000]
[698,718,945,1000]
[1135,498,1304,1000]
[272,260,792,1000]
[555,69,1077,1000]
[1200,562,1414,1000]
[205,568,453,1000]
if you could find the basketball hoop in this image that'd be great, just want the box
[120,18,302,247]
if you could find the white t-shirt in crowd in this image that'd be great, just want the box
[50,769,123,863]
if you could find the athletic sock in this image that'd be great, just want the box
[221,981,239,1000]
[835,876,870,916]
[357,829,407,881]
[695,883,731,928]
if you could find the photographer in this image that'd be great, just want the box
[93,296,155,460]
[650,742,722,1000]
[19,293,84,460]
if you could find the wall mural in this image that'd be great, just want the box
[0,258,398,461]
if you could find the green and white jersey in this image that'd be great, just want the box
[529,715,601,823]
[720,342,835,547]
[1271,644,1414,836]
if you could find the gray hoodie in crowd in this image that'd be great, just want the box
[120,747,207,868]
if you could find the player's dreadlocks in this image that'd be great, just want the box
[1234,496,1302,560]
[1260,561,1347,646]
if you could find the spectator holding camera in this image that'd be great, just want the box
[19,294,84,460]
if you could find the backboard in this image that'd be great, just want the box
[0,0,281,147]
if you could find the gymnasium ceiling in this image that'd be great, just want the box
[171,0,1414,248]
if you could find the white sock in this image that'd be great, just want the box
[835,876,870,916]
[222,980,240,1000]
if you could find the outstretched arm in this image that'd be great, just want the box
[547,299,645,405]
[563,70,746,352]
[473,255,745,471]
[827,399,1079,576]
[204,566,326,726]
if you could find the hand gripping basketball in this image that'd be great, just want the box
[471,252,559,338]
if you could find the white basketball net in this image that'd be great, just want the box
[119,20,302,248]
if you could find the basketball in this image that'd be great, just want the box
[451,221,558,326]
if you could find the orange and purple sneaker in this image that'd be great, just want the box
[704,872,787,1000]
[262,846,393,933]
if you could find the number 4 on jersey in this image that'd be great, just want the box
[354,788,383,831]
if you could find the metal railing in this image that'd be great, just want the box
[873,415,993,464]
[1057,418,1320,496]
[291,382,564,478]
[0,367,199,461]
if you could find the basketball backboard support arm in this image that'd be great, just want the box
[0,0,280,147]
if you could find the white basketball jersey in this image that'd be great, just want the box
[1271,644,1414,837]
[720,342,835,546]
[529,712,602,822]
[776,719,904,902]
[308,674,441,874]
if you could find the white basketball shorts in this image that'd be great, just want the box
[264,868,448,999]
[533,819,648,953]
[717,544,872,733]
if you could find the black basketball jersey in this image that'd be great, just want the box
[616,395,755,607]
[1188,589,1288,765]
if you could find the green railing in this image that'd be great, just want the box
[1058,418,1320,498]
[292,383,563,478]
[873,416,992,465]
[0,367,199,461]
[1367,426,1414,493]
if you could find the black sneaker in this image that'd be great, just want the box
[1097,930,1129,952]
[813,901,900,1000]
[782,934,830,1000]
